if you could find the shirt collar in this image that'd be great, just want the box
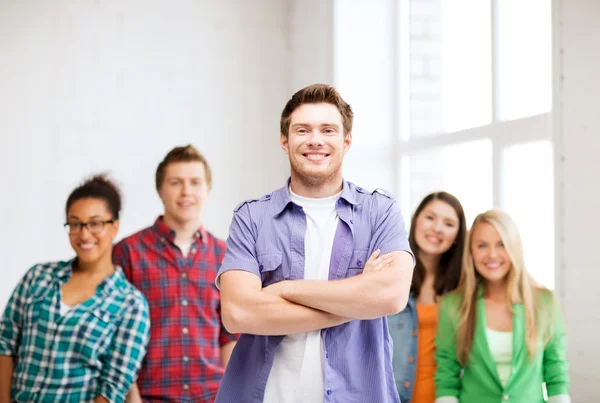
[272,178,359,217]
[151,216,206,242]
[60,259,125,296]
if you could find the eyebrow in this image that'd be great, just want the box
[290,123,341,129]
[423,209,459,224]
[166,176,202,181]
[67,214,103,220]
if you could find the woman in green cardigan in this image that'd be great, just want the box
[435,209,570,403]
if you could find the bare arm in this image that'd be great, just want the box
[220,341,236,368]
[274,251,413,320]
[125,383,143,403]
[94,396,109,403]
[0,356,13,403]
[220,270,350,335]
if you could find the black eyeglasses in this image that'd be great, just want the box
[64,219,115,235]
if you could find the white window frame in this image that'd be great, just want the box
[393,0,552,209]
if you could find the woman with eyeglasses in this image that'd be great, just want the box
[0,175,150,403]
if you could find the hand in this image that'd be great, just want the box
[262,280,289,297]
[363,249,393,274]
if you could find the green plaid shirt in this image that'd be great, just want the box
[0,260,150,403]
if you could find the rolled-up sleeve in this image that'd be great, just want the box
[0,266,38,356]
[216,203,260,288]
[543,294,570,397]
[370,193,414,263]
[97,294,150,403]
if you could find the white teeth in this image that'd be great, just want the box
[79,243,95,250]
[306,154,326,159]
[486,263,502,269]
[425,235,442,244]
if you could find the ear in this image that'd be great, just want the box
[344,131,352,155]
[111,219,120,238]
[280,133,290,155]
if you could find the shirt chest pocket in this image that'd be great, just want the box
[346,249,369,278]
[258,253,284,286]
[72,308,116,360]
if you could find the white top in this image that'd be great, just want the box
[485,327,513,387]
[176,242,192,258]
[263,188,340,403]
[60,301,78,315]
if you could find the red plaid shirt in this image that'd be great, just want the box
[113,217,237,402]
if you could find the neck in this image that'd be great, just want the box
[483,279,509,302]
[163,214,201,244]
[418,251,441,276]
[289,170,343,198]
[75,256,115,278]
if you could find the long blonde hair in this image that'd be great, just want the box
[453,209,555,366]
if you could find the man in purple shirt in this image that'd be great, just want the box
[216,84,415,403]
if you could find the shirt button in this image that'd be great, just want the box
[403,381,411,389]
[266,194,271,199]
[337,199,342,205]
[503,395,509,401]
[326,390,332,395]
[259,264,264,271]
[350,219,354,224]
[408,356,414,363]
[182,327,189,334]
[183,384,190,390]
[182,299,188,306]
[357,187,363,191]
[326,353,329,359]
[183,356,190,362]
[357,260,363,267]
[190,247,196,254]
[181,272,187,279]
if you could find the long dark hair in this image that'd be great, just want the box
[409,192,467,299]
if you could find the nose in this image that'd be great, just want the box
[307,130,324,147]
[433,220,443,232]
[182,181,192,195]
[79,225,92,240]
[489,246,498,258]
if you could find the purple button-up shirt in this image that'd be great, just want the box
[216,179,413,403]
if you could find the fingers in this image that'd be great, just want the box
[373,254,393,271]
[366,249,382,263]
[364,250,393,272]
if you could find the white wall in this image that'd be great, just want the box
[554,0,600,400]
[0,0,295,307]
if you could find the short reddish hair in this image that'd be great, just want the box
[155,145,212,190]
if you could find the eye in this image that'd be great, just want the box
[169,180,180,186]
[297,128,309,134]
[89,221,102,230]
[323,128,336,134]
[445,222,456,228]
[425,215,434,220]
[69,222,82,231]
[191,180,202,186]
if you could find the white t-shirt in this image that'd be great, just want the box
[176,242,192,258]
[263,188,341,403]
[59,301,78,315]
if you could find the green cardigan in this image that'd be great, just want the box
[435,290,570,403]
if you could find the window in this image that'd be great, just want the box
[334,0,554,288]
[400,0,554,288]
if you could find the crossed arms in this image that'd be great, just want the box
[219,249,414,336]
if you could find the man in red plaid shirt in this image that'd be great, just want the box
[113,145,237,402]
